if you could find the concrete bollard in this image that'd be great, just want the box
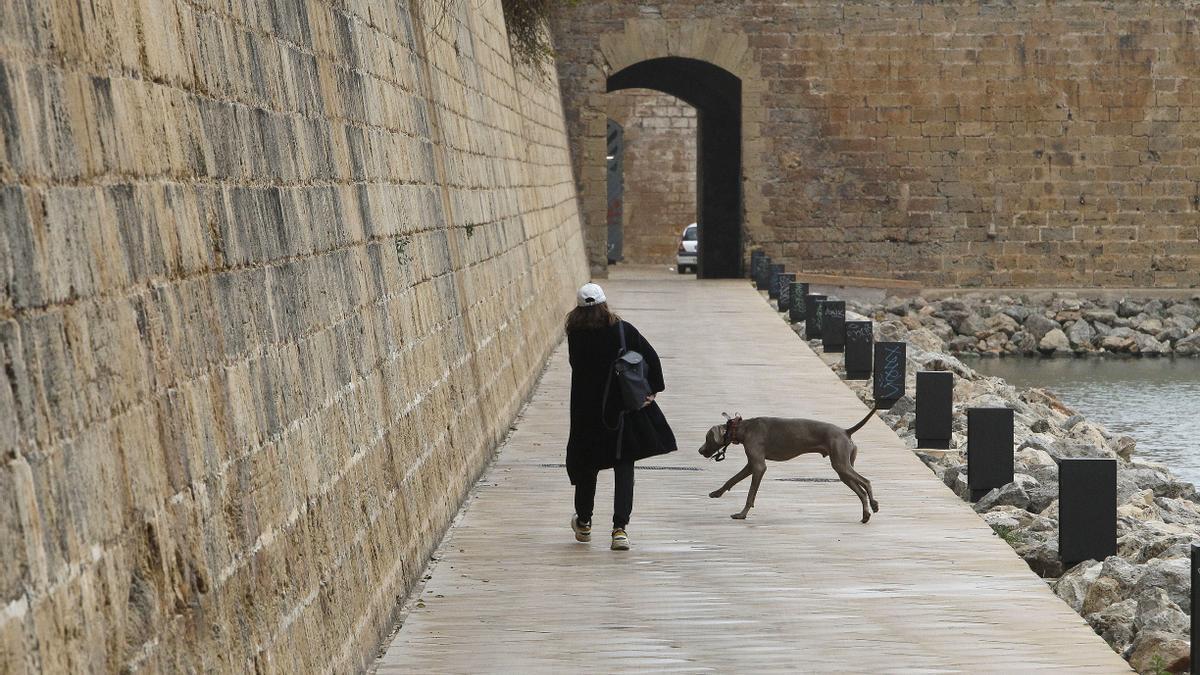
[1059,458,1117,567]
[767,264,786,299]
[821,300,846,353]
[777,273,796,312]
[915,371,954,449]
[804,294,826,340]
[967,407,1014,502]
[844,321,873,379]
[788,282,810,323]
[872,342,906,409]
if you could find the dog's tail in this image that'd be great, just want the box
[844,405,879,436]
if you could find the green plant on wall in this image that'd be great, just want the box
[501,0,579,68]
[424,0,578,70]
[395,236,411,265]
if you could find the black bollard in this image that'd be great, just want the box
[966,408,1014,502]
[1193,544,1199,675]
[750,250,765,284]
[804,294,826,340]
[754,256,771,289]
[755,253,771,289]
[788,282,810,323]
[767,264,786,299]
[822,300,846,353]
[777,273,797,312]
[872,342,906,408]
[915,372,954,449]
[1059,458,1117,567]
[844,321,873,379]
[813,299,827,342]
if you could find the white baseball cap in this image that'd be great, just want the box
[577,283,607,307]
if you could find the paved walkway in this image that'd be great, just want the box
[375,268,1129,673]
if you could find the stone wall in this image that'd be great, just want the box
[606,90,696,265]
[0,0,587,671]
[552,1,1200,287]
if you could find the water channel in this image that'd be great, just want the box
[968,357,1200,486]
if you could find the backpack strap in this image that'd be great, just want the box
[602,321,629,449]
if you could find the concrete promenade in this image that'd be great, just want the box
[375,268,1129,673]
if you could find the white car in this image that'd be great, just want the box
[676,223,698,273]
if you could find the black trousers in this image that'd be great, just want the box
[574,458,635,529]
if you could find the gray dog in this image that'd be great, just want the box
[698,407,880,522]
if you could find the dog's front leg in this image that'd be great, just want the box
[732,460,766,520]
[710,464,751,498]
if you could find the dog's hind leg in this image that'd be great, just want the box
[844,461,879,513]
[710,464,752,499]
[832,459,872,523]
[732,460,766,520]
[843,442,879,514]
[857,469,879,513]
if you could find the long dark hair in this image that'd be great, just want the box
[565,303,620,332]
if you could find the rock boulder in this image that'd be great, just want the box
[973,474,1039,512]
[1052,560,1101,613]
[1038,328,1071,354]
[1131,332,1170,355]
[1065,320,1096,350]
[1174,330,1200,355]
[1131,558,1190,612]
[984,312,1020,335]
[1084,598,1137,655]
[1166,302,1200,320]
[1082,307,1119,324]
[1126,630,1189,674]
[1100,334,1137,353]
[1023,313,1062,341]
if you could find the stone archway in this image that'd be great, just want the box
[574,19,766,278]
[608,58,740,278]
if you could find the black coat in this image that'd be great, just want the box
[565,320,677,484]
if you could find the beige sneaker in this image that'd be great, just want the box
[571,515,591,542]
[610,528,630,551]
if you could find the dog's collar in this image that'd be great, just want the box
[713,416,743,462]
[722,416,743,445]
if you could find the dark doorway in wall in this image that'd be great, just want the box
[608,57,742,278]
[606,119,624,263]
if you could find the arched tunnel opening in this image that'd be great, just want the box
[607,57,743,279]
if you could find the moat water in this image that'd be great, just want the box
[969,357,1200,487]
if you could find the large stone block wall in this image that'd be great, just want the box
[553,2,1200,287]
[0,0,587,671]
[606,90,696,265]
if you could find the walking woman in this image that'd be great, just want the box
[566,283,677,550]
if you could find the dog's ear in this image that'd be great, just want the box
[721,411,731,421]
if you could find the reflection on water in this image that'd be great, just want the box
[970,357,1200,486]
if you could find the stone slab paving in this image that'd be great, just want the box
[375,268,1130,673]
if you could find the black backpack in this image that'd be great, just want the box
[603,322,653,437]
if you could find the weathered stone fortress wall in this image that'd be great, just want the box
[0,0,586,671]
[605,90,696,264]
[553,1,1200,287]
